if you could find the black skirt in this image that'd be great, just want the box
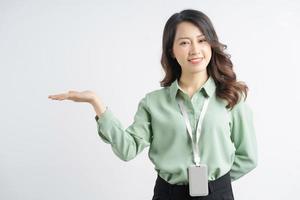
[152,171,234,200]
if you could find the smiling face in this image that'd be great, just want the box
[172,21,212,76]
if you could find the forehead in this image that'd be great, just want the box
[174,21,204,38]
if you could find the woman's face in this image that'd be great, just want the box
[172,21,212,76]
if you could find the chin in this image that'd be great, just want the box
[190,65,207,73]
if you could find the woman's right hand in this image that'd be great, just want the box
[48,90,107,117]
[48,90,96,103]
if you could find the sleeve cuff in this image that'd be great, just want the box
[94,107,117,144]
[94,106,109,121]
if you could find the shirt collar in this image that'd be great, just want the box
[169,75,216,100]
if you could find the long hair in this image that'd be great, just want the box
[160,9,248,110]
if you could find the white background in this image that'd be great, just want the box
[1,0,299,199]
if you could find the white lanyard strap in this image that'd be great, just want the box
[178,97,210,166]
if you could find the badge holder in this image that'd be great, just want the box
[188,164,209,196]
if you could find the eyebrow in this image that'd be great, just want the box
[176,34,205,41]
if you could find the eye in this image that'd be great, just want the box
[180,41,189,45]
[199,39,206,43]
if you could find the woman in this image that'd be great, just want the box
[49,9,258,200]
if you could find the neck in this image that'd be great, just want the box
[178,70,209,96]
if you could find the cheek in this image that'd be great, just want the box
[173,53,187,67]
[204,46,212,58]
[174,48,187,60]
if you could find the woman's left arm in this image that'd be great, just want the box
[229,98,258,181]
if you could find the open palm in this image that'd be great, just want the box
[48,90,95,103]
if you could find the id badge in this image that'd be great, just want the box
[188,164,209,196]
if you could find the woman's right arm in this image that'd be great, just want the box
[93,94,152,161]
[48,90,152,161]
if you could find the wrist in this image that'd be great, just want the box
[90,95,100,106]
[90,97,106,116]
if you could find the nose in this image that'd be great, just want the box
[189,42,201,56]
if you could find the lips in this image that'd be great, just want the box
[188,57,202,61]
[188,57,203,64]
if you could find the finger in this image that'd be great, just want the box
[48,94,67,100]
[48,95,58,99]
[49,96,61,100]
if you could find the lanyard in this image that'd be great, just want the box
[178,97,210,166]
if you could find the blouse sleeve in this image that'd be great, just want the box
[229,97,258,181]
[94,95,152,161]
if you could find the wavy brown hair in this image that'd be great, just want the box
[160,9,248,110]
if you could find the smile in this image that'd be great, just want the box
[188,58,203,64]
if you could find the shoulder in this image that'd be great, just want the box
[144,87,170,100]
[229,93,253,118]
[139,87,171,111]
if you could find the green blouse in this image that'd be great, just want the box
[95,76,258,184]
